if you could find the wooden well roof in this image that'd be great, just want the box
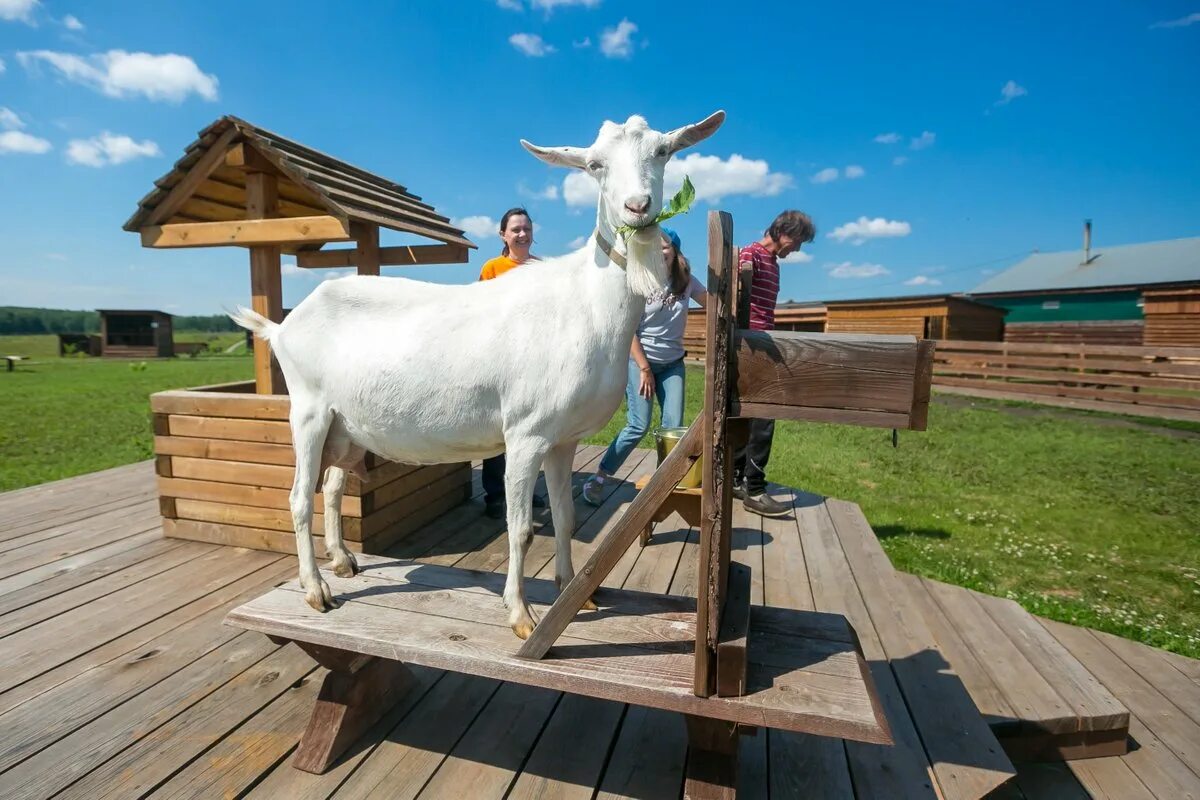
[124,116,474,250]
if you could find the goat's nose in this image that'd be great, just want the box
[624,195,651,215]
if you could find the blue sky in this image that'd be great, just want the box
[1,0,1198,314]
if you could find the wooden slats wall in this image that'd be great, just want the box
[1143,288,1200,347]
[1004,321,1145,346]
[149,389,471,554]
[933,340,1200,413]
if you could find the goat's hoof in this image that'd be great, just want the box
[331,551,358,578]
[304,578,336,612]
[511,620,536,640]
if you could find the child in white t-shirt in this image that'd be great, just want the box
[583,228,707,505]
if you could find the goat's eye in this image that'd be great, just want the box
[587,160,603,172]
[655,146,668,157]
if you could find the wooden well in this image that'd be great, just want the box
[127,117,478,554]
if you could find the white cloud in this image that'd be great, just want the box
[66,132,161,166]
[454,215,500,239]
[496,0,523,10]
[666,152,792,202]
[904,275,942,286]
[568,235,588,249]
[281,260,305,277]
[0,130,51,154]
[910,131,936,150]
[1151,12,1200,28]
[828,262,889,279]
[62,13,82,29]
[780,250,813,264]
[573,37,592,48]
[600,18,638,58]
[844,164,865,179]
[829,216,912,244]
[518,181,559,200]
[508,33,555,56]
[0,57,6,73]
[45,252,67,261]
[0,0,38,24]
[994,79,1027,107]
[532,0,601,9]
[873,132,900,144]
[0,106,24,129]
[18,49,218,102]
[563,170,599,207]
[810,167,839,184]
[893,156,908,166]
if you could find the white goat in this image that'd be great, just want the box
[232,111,725,638]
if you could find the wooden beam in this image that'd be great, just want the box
[247,170,286,395]
[351,222,380,277]
[695,209,736,698]
[144,126,241,227]
[140,216,352,248]
[225,142,281,173]
[295,243,471,269]
[515,419,704,660]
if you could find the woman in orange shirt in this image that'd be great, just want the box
[478,207,546,518]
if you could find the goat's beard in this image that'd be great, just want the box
[623,226,669,298]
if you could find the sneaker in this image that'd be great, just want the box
[732,480,748,501]
[484,498,506,520]
[743,491,790,518]
[581,473,610,506]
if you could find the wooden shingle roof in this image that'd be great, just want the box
[124,116,474,250]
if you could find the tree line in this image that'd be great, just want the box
[0,307,240,335]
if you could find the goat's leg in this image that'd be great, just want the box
[502,438,549,639]
[291,406,336,612]
[321,466,358,578]
[543,440,596,611]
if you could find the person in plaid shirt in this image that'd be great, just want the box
[734,210,816,517]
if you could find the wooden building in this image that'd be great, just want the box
[774,301,827,332]
[824,294,1005,340]
[970,225,1200,346]
[125,116,476,556]
[1143,287,1200,346]
[97,309,174,358]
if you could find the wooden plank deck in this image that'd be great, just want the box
[0,450,1197,799]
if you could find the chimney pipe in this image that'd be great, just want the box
[1083,219,1092,264]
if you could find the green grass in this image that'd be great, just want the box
[1,354,252,492]
[585,367,1200,658]
[0,334,61,358]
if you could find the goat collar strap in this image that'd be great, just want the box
[593,228,628,270]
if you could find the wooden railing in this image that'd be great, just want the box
[933,340,1200,417]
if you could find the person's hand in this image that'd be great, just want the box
[638,367,654,399]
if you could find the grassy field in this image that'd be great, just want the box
[3,347,1196,658]
[584,367,1200,658]
[1,345,252,491]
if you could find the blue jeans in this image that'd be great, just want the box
[599,358,686,475]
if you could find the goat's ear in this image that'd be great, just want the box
[520,140,588,169]
[665,110,726,155]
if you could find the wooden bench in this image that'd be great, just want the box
[225,210,936,798]
[227,553,892,776]
[4,355,25,372]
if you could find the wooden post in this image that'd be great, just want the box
[694,210,736,697]
[246,167,286,394]
[352,222,381,276]
[683,715,740,800]
[290,642,415,774]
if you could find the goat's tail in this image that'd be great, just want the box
[228,306,279,343]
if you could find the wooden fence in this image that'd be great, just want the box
[933,340,1200,420]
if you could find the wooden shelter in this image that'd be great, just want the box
[1142,287,1200,346]
[825,294,1005,341]
[126,117,476,556]
[97,309,173,358]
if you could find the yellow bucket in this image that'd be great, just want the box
[654,426,703,489]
